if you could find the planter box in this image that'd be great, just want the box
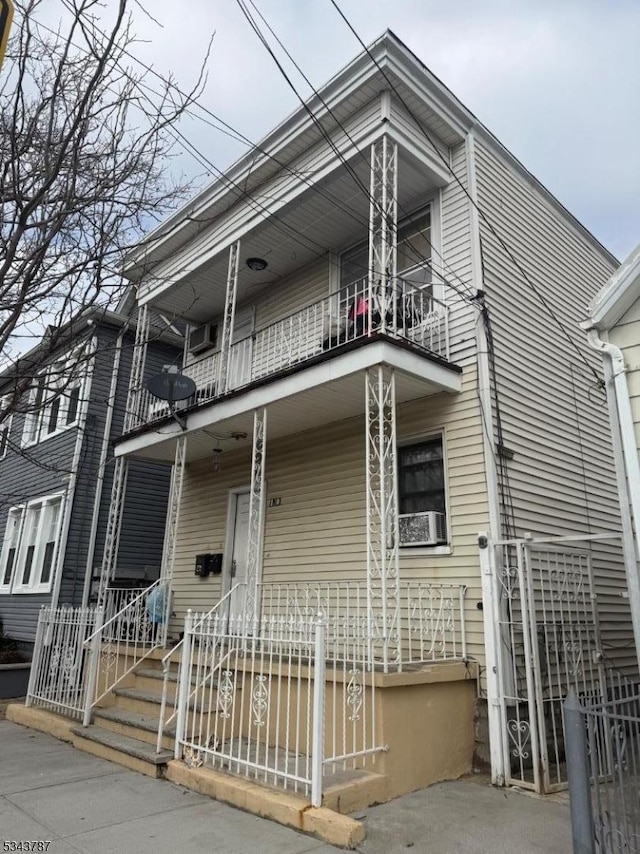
[0,662,31,700]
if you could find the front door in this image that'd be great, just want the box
[228,490,250,619]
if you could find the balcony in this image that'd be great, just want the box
[127,275,453,441]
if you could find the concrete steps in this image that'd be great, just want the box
[81,655,222,774]
[70,724,173,778]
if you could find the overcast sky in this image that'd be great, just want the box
[66,0,640,261]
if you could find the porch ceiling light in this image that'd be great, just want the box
[246,257,268,271]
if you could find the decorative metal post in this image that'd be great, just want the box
[160,434,187,644]
[82,607,104,727]
[175,609,194,760]
[219,240,240,392]
[124,301,150,433]
[97,456,129,608]
[368,135,398,335]
[245,408,267,625]
[311,613,326,808]
[365,366,401,672]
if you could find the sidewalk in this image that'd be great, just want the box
[1,719,572,853]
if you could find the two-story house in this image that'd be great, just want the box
[14,32,635,817]
[0,303,182,654]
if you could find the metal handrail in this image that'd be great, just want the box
[156,582,241,753]
[82,578,166,725]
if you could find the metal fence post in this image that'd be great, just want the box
[175,610,194,760]
[311,614,326,808]
[83,607,104,728]
[564,688,595,854]
[25,606,47,707]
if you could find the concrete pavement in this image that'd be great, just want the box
[1,720,572,853]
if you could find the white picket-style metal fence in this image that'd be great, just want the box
[26,606,100,720]
[174,607,381,806]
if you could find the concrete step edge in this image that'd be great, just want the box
[71,725,172,765]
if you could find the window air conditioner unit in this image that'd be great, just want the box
[399,511,447,546]
[188,323,217,355]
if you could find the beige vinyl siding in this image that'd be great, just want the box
[473,137,634,671]
[440,142,478,366]
[171,367,490,663]
[609,299,640,453]
[253,257,331,329]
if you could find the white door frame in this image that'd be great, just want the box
[222,485,251,599]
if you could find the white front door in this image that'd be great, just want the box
[229,491,250,618]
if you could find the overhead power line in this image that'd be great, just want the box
[326,0,601,382]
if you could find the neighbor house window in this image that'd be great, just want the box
[22,350,87,446]
[0,493,65,594]
[0,397,12,460]
[0,508,23,591]
[398,436,447,546]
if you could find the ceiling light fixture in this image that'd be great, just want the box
[246,257,268,271]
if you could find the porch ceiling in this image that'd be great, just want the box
[149,146,441,325]
[117,340,461,463]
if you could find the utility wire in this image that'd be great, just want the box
[236,0,476,304]
[327,0,602,383]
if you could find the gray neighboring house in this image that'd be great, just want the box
[0,305,183,652]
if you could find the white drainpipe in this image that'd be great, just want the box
[81,327,126,607]
[585,328,640,663]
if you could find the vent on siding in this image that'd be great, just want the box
[399,511,447,546]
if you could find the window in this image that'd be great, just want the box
[0,509,22,590]
[0,494,65,594]
[340,208,432,292]
[398,436,447,546]
[22,351,87,446]
[0,397,12,460]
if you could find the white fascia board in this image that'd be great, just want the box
[126,35,474,280]
[585,242,640,330]
[124,51,389,278]
[115,342,461,457]
[384,124,450,187]
[138,122,385,305]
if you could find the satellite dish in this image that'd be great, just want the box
[147,369,196,402]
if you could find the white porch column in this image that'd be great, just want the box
[219,240,240,393]
[97,455,129,607]
[161,434,188,586]
[245,408,267,624]
[124,301,150,432]
[368,135,398,334]
[365,365,401,672]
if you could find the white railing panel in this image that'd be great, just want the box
[27,606,99,720]
[126,272,451,435]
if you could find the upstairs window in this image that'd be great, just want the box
[0,397,12,460]
[0,493,65,594]
[22,350,88,446]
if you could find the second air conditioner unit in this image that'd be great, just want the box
[188,323,217,356]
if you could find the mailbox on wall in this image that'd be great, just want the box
[194,553,223,577]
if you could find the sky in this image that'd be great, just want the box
[47,0,640,261]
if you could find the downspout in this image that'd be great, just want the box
[585,328,640,664]
[50,338,97,611]
[467,131,506,785]
[81,326,127,607]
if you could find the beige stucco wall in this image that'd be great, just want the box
[170,364,490,665]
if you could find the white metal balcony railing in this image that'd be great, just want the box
[127,275,450,432]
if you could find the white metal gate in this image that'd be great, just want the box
[493,536,606,793]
